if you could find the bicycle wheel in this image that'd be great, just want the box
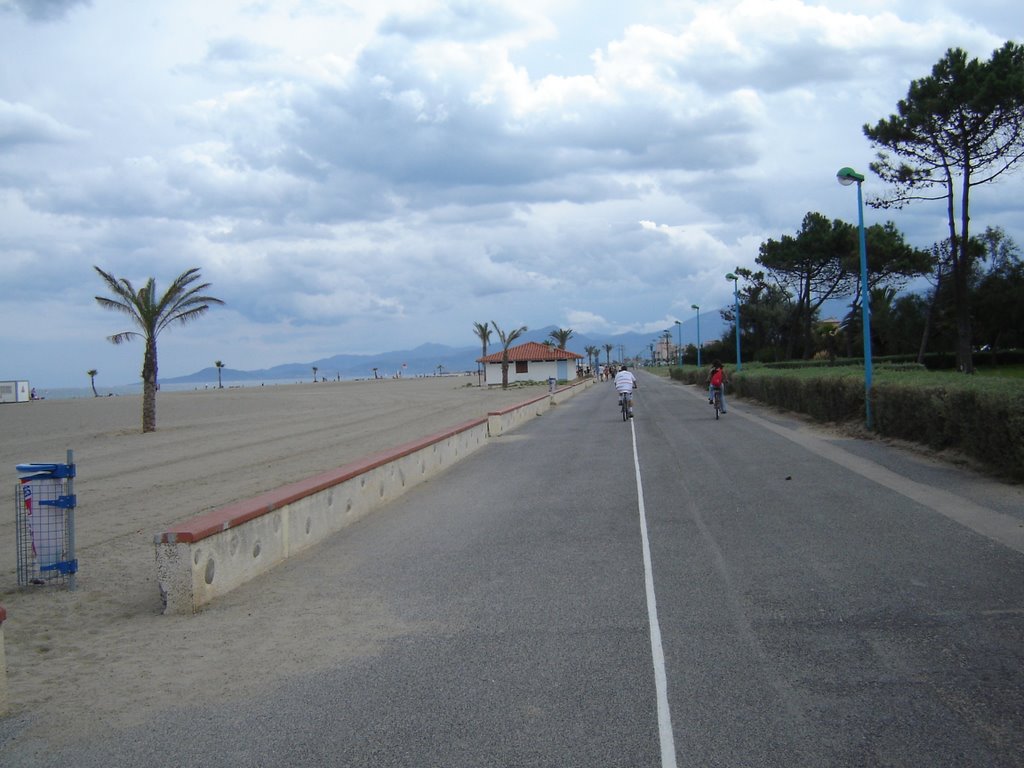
[621,397,628,421]
[714,389,721,420]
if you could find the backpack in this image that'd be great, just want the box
[710,368,723,387]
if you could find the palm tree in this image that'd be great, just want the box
[472,321,492,383]
[94,266,224,433]
[584,346,599,375]
[312,366,318,383]
[491,321,527,389]
[549,328,574,349]
[215,360,225,388]
[603,343,614,367]
[87,369,99,397]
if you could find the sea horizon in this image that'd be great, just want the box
[31,371,478,401]
[33,377,350,401]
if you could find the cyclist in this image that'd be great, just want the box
[614,364,638,418]
[707,359,727,414]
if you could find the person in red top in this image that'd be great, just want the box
[707,359,727,414]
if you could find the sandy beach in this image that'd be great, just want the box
[0,376,549,740]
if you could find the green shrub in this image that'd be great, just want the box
[716,364,1024,482]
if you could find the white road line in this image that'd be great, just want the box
[630,418,679,768]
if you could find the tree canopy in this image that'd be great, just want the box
[863,42,1024,371]
[95,266,224,432]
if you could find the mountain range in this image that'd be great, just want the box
[162,316,726,384]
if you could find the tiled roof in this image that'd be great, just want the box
[478,341,584,363]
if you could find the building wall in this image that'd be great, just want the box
[485,359,571,385]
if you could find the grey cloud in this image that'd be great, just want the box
[203,219,336,245]
[204,37,280,63]
[379,1,538,43]
[680,40,859,95]
[35,164,191,219]
[0,100,84,148]
[110,21,764,230]
[276,45,760,213]
[2,0,90,21]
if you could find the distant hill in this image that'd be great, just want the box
[162,315,726,384]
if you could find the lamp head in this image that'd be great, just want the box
[725,273,737,281]
[836,166,865,186]
[691,304,699,310]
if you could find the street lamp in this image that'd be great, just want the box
[691,304,701,368]
[725,273,741,371]
[674,320,683,366]
[837,166,874,430]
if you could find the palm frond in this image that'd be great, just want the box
[107,331,140,345]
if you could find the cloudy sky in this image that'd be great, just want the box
[2,0,1022,388]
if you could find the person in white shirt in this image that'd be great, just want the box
[614,365,638,418]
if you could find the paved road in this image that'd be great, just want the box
[4,372,1023,766]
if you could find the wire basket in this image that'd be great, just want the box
[15,458,77,588]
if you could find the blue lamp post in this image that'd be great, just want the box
[837,166,874,430]
[725,273,741,371]
[691,304,701,367]
[674,320,683,366]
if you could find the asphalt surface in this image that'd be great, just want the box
[2,372,1023,767]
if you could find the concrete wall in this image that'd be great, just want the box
[154,378,594,614]
[486,393,550,437]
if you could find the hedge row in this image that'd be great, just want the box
[670,365,1024,482]
[759,350,1024,371]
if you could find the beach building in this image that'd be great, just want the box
[477,342,583,386]
[0,381,30,403]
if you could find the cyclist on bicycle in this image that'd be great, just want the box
[614,364,638,418]
[707,359,727,414]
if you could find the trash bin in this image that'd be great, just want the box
[547,377,556,392]
[15,452,77,588]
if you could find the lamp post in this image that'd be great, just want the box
[837,166,874,430]
[674,320,683,366]
[691,304,701,367]
[725,273,741,371]
[649,342,655,366]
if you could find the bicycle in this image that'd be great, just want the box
[710,385,723,420]
[619,392,631,421]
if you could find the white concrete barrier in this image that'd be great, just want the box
[486,392,550,437]
[551,378,591,405]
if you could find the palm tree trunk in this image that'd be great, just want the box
[142,339,158,433]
